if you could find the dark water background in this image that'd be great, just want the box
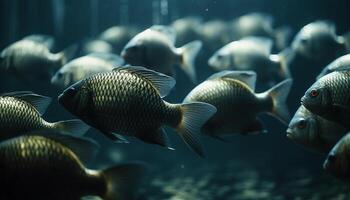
[1,0,350,199]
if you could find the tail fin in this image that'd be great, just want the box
[178,40,202,83]
[102,162,147,200]
[274,48,294,79]
[51,119,90,137]
[60,44,78,65]
[265,79,293,124]
[176,102,217,157]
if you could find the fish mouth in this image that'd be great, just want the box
[286,129,294,139]
[300,96,306,105]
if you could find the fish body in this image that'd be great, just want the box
[58,66,216,157]
[287,105,347,153]
[98,26,138,53]
[121,25,202,82]
[51,53,124,88]
[0,91,88,140]
[0,36,75,81]
[208,37,289,86]
[0,135,145,200]
[292,21,346,60]
[301,71,350,129]
[183,71,292,137]
[317,54,350,79]
[323,133,350,180]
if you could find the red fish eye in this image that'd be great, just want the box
[298,119,306,129]
[310,89,318,97]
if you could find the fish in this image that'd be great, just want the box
[0,91,89,141]
[98,26,138,54]
[183,71,292,138]
[208,37,290,86]
[317,54,350,79]
[58,66,216,157]
[230,13,291,51]
[0,135,146,200]
[80,39,115,55]
[323,132,350,180]
[0,35,76,81]
[121,25,202,82]
[291,21,347,60]
[170,17,202,46]
[301,70,350,129]
[287,105,347,154]
[200,20,232,51]
[51,53,124,88]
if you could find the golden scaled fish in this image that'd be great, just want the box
[0,135,146,200]
[183,71,292,139]
[58,66,216,157]
[0,91,89,141]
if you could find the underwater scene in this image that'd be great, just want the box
[1,0,350,199]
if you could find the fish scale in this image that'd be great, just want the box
[321,71,350,105]
[0,97,44,133]
[86,70,167,134]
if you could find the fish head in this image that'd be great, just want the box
[292,21,342,60]
[301,82,331,114]
[0,50,10,71]
[51,66,75,89]
[121,38,146,66]
[208,48,232,71]
[323,133,350,179]
[58,80,91,117]
[287,106,318,146]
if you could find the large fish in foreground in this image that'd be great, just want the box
[287,105,347,154]
[0,35,76,81]
[0,135,146,200]
[0,91,89,141]
[58,66,216,157]
[183,71,292,138]
[121,25,202,82]
[301,70,350,129]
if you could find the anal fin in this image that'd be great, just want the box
[136,128,174,150]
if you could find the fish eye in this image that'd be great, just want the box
[217,54,223,60]
[328,154,336,162]
[300,38,308,44]
[297,119,307,129]
[310,89,318,97]
[57,72,63,78]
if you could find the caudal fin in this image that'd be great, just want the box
[176,102,217,157]
[51,119,90,137]
[102,162,147,200]
[178,40,202,83]
[266,79,293,124]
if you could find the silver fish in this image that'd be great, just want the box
[317,54,350,79]
[121,25,202,82]
[208,37,290,86]
[291,21,346,60]
[51,53,124,88]
[0,35,76,81]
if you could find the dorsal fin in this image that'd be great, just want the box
[1,91,52,116]
[23,34,55,50]
[150,25,177,45]
[114,66,176,97]
[88,53,125,66]
[207,70,257,91]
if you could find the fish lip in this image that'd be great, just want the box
[323,160,329,170]
[286,129,294,139]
